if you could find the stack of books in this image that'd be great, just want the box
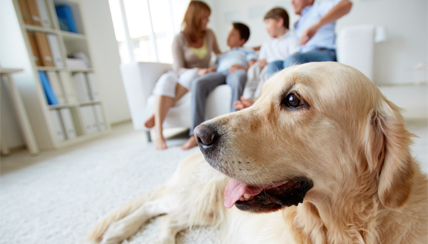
[72,72,100,102]
[50,104,106,142]
[79,105,107,135]
[18,0,78,34]
[55,5,77,33]
[39,71,105,140]
[27,31,64,68]
[38,71,75,105]
[49,109,76,142]
[17,0,52,27]
[38,71,99,106]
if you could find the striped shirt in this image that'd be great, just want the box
[216,47,257,73]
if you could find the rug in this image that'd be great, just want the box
[0,129,220,244]
[1,120,427,244]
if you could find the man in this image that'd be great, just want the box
[267,0,353,76]
[234,0,352,110]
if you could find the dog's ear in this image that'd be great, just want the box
[364,99,415,209]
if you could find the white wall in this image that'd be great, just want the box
[210,0,428,85]
[80,0,131,124]
[336,0,427,85]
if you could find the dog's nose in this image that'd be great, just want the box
[194,125,219,149]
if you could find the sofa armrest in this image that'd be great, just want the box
[120,62,172,130]
[337,25,375,81]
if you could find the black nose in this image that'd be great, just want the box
[194,125,219,149]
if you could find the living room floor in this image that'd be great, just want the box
[0,119,427,244]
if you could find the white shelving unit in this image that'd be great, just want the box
[5,0,110,150]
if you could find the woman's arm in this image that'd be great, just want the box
[172,34,189,76]
[209,29,222,55]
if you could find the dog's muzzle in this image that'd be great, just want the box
[194,125,220,150]
[195,124,237,177]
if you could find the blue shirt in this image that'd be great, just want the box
[216,47,257,73]
[295,0,343,53]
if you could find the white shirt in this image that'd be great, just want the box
[259,30,300,63]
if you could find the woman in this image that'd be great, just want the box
[144,0,221,150]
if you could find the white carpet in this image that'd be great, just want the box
[0,126,220,244]
[1,120,427,244]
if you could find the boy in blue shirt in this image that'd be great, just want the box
[181,22,254,150]
[216,22,257,74]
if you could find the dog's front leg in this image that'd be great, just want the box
[100,191,175,244]
[156,214,191,244]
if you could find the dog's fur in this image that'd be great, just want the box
[87,63,428,244]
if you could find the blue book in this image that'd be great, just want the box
[55,5,77,33]
[38,71,59,105]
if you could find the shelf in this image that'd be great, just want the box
[0,68,24,74]
[37,67,67,71]
[61,31,86,40]
[38,67,93,72]
[78,101,101,106]
[25,25,57,34]
[68,68,93,72]
[48,104,76,109]
[10,0,110,151]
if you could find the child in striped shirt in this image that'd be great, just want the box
[215,22,257,74]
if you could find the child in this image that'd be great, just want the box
[180,22,255,150]
[216,22,257,75]
[234,7,299,110]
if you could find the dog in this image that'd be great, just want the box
[87,62,428,244]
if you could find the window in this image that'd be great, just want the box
[108,0,190,64]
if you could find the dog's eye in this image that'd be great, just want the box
[283,93,304,109]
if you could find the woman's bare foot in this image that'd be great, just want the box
[154,132,167,150]
[144,114,155,129]
[181,136,198,150]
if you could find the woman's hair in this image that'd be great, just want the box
[182,1,211,42]
[263,7,290,29]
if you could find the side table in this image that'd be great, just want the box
[0,68,39,155]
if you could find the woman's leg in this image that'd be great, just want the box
[145,73,178,150]
[153,95,174,150]
[144,73,177,129]
[182,72,226,150]
[173,83,189,103]
[145,70,195,128]
[152,84,189,150]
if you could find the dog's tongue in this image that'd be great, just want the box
[224,179,264,208]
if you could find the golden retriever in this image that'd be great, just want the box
[86,62,428,244]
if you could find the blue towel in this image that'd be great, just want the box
[56,5,77,33]
[38,71,58,105]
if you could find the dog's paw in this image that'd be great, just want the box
[157,236,176,244]
[101,221,136,244]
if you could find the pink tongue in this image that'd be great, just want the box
[224,179,264,208]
